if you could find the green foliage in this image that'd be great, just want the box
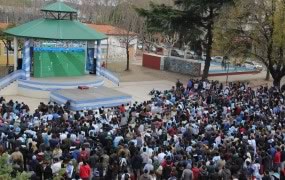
[136,2,201,41]
[137,0,233,79]
[137,3,179,34]
[273,1,285,48]
[15,171,32,180]
[0,154,31,180]
[53,167,66,180]
[214,0,285,86]
[0,154,13,178]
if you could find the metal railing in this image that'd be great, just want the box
[100,67,120,86]
[0,70,25,90]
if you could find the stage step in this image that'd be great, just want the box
[50,87,132,111]
[18,77,104,91]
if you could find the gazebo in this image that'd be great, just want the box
[4,1,107,80]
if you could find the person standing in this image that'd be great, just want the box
[79,161,91,180]
[274,147,282,171]
[66,161,74,180]
[181,164,193,180]
[43,163,53,180]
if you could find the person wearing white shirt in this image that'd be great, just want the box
[157,151,166,163]
[70,133,77,142]
[143,159,154,173]
[215,135,221,146]
[212,153,221,164]
[141,148,150,164]
[47,113,53,121]
[138,124,144,134]
[92,123,100,133]
[248,136,257,155]
[51,160,62,174]
[60,132,67,142]
[252,160,261,179]
[203,81,207,89]
[113,136,124,148]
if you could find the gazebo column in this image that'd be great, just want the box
[23,39,31,80]
[13,37,18,71]
[87,41,95,73]
[96,40,102,76]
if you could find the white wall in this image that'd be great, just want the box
[96,35,138,62]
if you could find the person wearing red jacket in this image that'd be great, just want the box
[192,163,200,180]
[167,126,177,137]
[79,161,91,180]
[274,147,282,171]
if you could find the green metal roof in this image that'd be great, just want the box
[41,2,77,13]
[4,18,107,40]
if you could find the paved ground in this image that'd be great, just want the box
[2,56,273,111]
[100,58,271,104]
[104,80,174,103]
[107,59,268,84]
[3,95,49,111]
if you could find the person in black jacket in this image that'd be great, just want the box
[29,156,43,180]
[131,149,143,179]
[43,163,53,180]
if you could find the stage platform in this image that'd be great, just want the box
[50,87,132,111]
[18,75,104,91]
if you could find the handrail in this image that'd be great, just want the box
[100,67,120,86]
[0,70,25,90]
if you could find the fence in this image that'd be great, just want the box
[100,67,120,86]
[0,70,25,90]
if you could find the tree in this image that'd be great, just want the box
[214,0,285,87]
[0,24,16,67]
[137,0,232,79]
[137,2,201,57]
[109,1,140,71]
[176,0,233,79]
[0,153,31,179]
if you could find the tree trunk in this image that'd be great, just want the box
[126,45,130,71]
[6,47,9,67]
[265,68,270,80]
[178,34,183,49]
[273,76,282,88]
[202,9,214,80]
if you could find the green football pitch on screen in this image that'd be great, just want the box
[33,51,85,78]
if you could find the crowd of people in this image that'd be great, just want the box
[0,79,285,180]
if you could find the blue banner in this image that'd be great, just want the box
[34,47,85,52]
